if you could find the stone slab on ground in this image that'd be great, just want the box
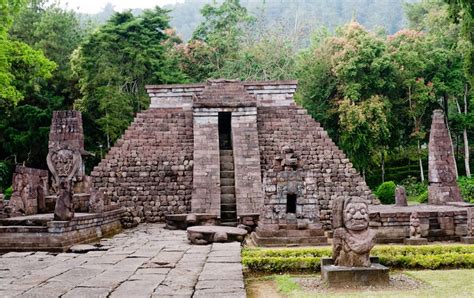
[187,225,247,244]
[0,224,246,297]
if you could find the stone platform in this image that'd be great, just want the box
[320,257,389,287]
[0,208,124,252]
[250,223,328,247]
[187,225,247,245]
[0,224,246,297]
[369,203,473,243]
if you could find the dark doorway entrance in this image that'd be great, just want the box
[287,193,297,213]
[218,112,232,150]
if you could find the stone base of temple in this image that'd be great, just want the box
[404,238,428,245]
[250,223,328,247]
[0,208,124,252]
[369,204,473,243]
[461,236,474,244]
[320,257,389,287]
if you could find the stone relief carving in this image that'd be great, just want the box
[332,196,375,267]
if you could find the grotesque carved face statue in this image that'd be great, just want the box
[51,149,75,177]
[343,201,369,231]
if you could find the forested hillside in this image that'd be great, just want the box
[166,0,418,42]
[0,0,472,202]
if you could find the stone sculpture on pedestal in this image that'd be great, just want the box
[332,197,375,267]
[321,196,389,287]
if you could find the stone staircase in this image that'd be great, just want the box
[220,150,237,226]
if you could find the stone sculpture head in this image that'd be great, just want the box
[343,198,369,231]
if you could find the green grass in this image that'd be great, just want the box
[268,269,474,298]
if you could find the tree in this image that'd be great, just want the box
[185,0,254,79]
[297,22,393,177]
[0,0,55,109]
[72,8,187,154]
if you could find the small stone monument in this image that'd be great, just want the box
[461,207,474,244]
[428,109,462,205]
[404,212,428,245]
[47,111,85,221]
[8,166,48,216]
[395,185,408,207]
[321,196,389,287]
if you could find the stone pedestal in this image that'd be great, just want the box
[320,257,389,287]
[461,237,474,244]
[404,238,428,245]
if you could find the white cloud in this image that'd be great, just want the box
[59,0,183,14]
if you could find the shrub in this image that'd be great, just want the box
[401,176,428,198]
[242,245,474,273]
[458,177,474,203]
[3,186,12,200]
[375,181,396,204]
[416,190,429,203]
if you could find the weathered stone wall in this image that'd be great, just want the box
[91,108,193,225]
[191,110,220,215]
[257,104,373,228]
[232,108,264,215]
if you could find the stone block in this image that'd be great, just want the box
[320,257,389,287]
[404,238,428,245]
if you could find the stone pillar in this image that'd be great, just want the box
[47,110,85,221]
[191,109,221,215]
[461,207,474,244]
[428,109,462,205]
[231,108,264,216]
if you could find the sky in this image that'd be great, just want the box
[59,0,183,14]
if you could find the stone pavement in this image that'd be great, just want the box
[0,224,246,298]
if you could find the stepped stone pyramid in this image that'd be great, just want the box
[91,79,374,244]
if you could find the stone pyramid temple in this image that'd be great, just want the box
[91,79,374,245]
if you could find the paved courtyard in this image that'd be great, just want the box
[0,224,246,298]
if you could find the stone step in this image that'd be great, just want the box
[220,221,238,227]
[220,171,234,179]
[220,156,234,163]
[221,186,235,195]
[220,178,235,186]
[221,194,236,204]
[220,162,234,171]
[221,203,237,212]
[221,211,237,220]
[220,150,233,157]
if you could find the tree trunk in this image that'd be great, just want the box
[381,150,385,183]
[456,84,471,177]
[417,139,425,182]
[444,100,459,179]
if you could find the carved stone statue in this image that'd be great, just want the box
[395,185,408,207]
[409,212,422,238]
[332,196,375,267]
[54,180,74,221]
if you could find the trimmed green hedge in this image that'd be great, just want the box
[242,245,474,273]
